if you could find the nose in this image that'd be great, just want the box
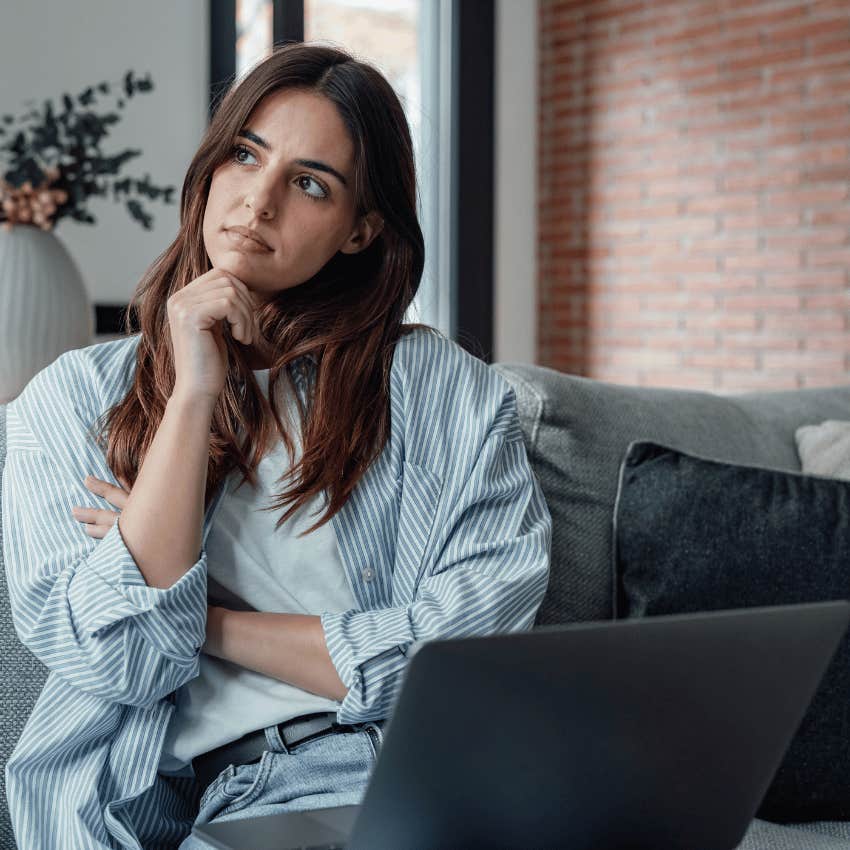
[244,178,276,219]
[245,193,274,219]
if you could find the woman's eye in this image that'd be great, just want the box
[296,175,329,202]
[233,144,256,165]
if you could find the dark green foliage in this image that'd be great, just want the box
[0,70,176,231]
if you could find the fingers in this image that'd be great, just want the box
[180,284,256,345]
[169,270,260,347]
[216,274,260,345]
[72,473,126,539]
[71,506,119,538]
[83,475,130,509]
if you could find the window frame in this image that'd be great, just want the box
[95,0,494,364]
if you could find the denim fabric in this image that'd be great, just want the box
[178,720,387,849]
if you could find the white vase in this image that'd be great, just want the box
[0,225,93,403]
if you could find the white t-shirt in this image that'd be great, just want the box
[158,369,357,777]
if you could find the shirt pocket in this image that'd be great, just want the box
[395,460,442,592]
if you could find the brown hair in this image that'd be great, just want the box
[94,42,441,536]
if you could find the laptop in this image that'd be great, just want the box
[192,600,850,850]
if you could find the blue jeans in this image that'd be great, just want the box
[177,719,387,849]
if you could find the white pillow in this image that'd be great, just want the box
[795,420,850,481]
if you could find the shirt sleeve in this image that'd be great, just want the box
[320,385,552,724]
[1,395,208,711]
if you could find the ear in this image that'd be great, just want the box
[340,210,385,254]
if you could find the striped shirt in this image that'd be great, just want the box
[1,327,552,849]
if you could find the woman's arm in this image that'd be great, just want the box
[2,354,211,708]
[117,391,216,590]
[116,267,258,589]
[205,607,349,702]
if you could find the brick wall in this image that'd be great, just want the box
[539,0,850,391]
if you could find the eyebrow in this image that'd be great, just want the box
[237,128,348,188]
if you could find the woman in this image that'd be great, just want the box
[2,43,551,849]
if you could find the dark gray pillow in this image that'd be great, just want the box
[613,441,850,824]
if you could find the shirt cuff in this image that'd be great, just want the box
[69,517,208,662]
[320,606,415,722]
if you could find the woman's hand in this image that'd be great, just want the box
[71,475,131,538]
[167,267,261,403]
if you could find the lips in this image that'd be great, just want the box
[225,226,271,250]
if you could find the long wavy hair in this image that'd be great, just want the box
[93,42,440,537]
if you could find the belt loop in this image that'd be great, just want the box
[265,723,289,754]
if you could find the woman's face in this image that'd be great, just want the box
[203,88,382,305]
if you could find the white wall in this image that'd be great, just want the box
[0,0,208,325]
[494,0,538,366]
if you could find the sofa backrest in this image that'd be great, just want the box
[491,364,850,628]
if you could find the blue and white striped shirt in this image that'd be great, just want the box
[1,326,552,849]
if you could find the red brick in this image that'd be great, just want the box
[763,313,845,331]
[539,0,850,394]
[647,255,720,274]
[764,269,848,289]
[809,123,850,143]
[723,332,801,351]
[687,313,759,330]
[687,71,762,97]
[807,248,850,267]
[682,275,759,291]
[687,194,759,214]
[726,45,805,75]
[763,351,845,370]
[723,293,803,310]
[804,163,850,184]
[767,185,848,207]
[645,332,717,350]
[722,374,802,391]
[804,293,850,310]
[764,231,848,252]
[805,335,850,352]
[769,103,850,130]
[768,18,847,44]
[685,352,759,369]
[690,236,761,255]
[641,370,720,390]
[724,252,802,271]
[811,208,850,225]
[642,294,711,313]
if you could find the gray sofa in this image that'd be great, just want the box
[3,362,850,848]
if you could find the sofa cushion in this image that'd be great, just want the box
[796,420,850,481]
[491,363,850,626]
[737,818,850,848]
[0,403,50,847]
[613,440,850,823]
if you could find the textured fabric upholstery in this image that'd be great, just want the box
[492,363,850,626]
[0,402,50,848]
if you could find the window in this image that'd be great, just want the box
[231,0,452,337]
[236,0,274,80]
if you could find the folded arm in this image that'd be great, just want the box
[2,398,208,710]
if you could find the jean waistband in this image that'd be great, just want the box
[191,711,382,794]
